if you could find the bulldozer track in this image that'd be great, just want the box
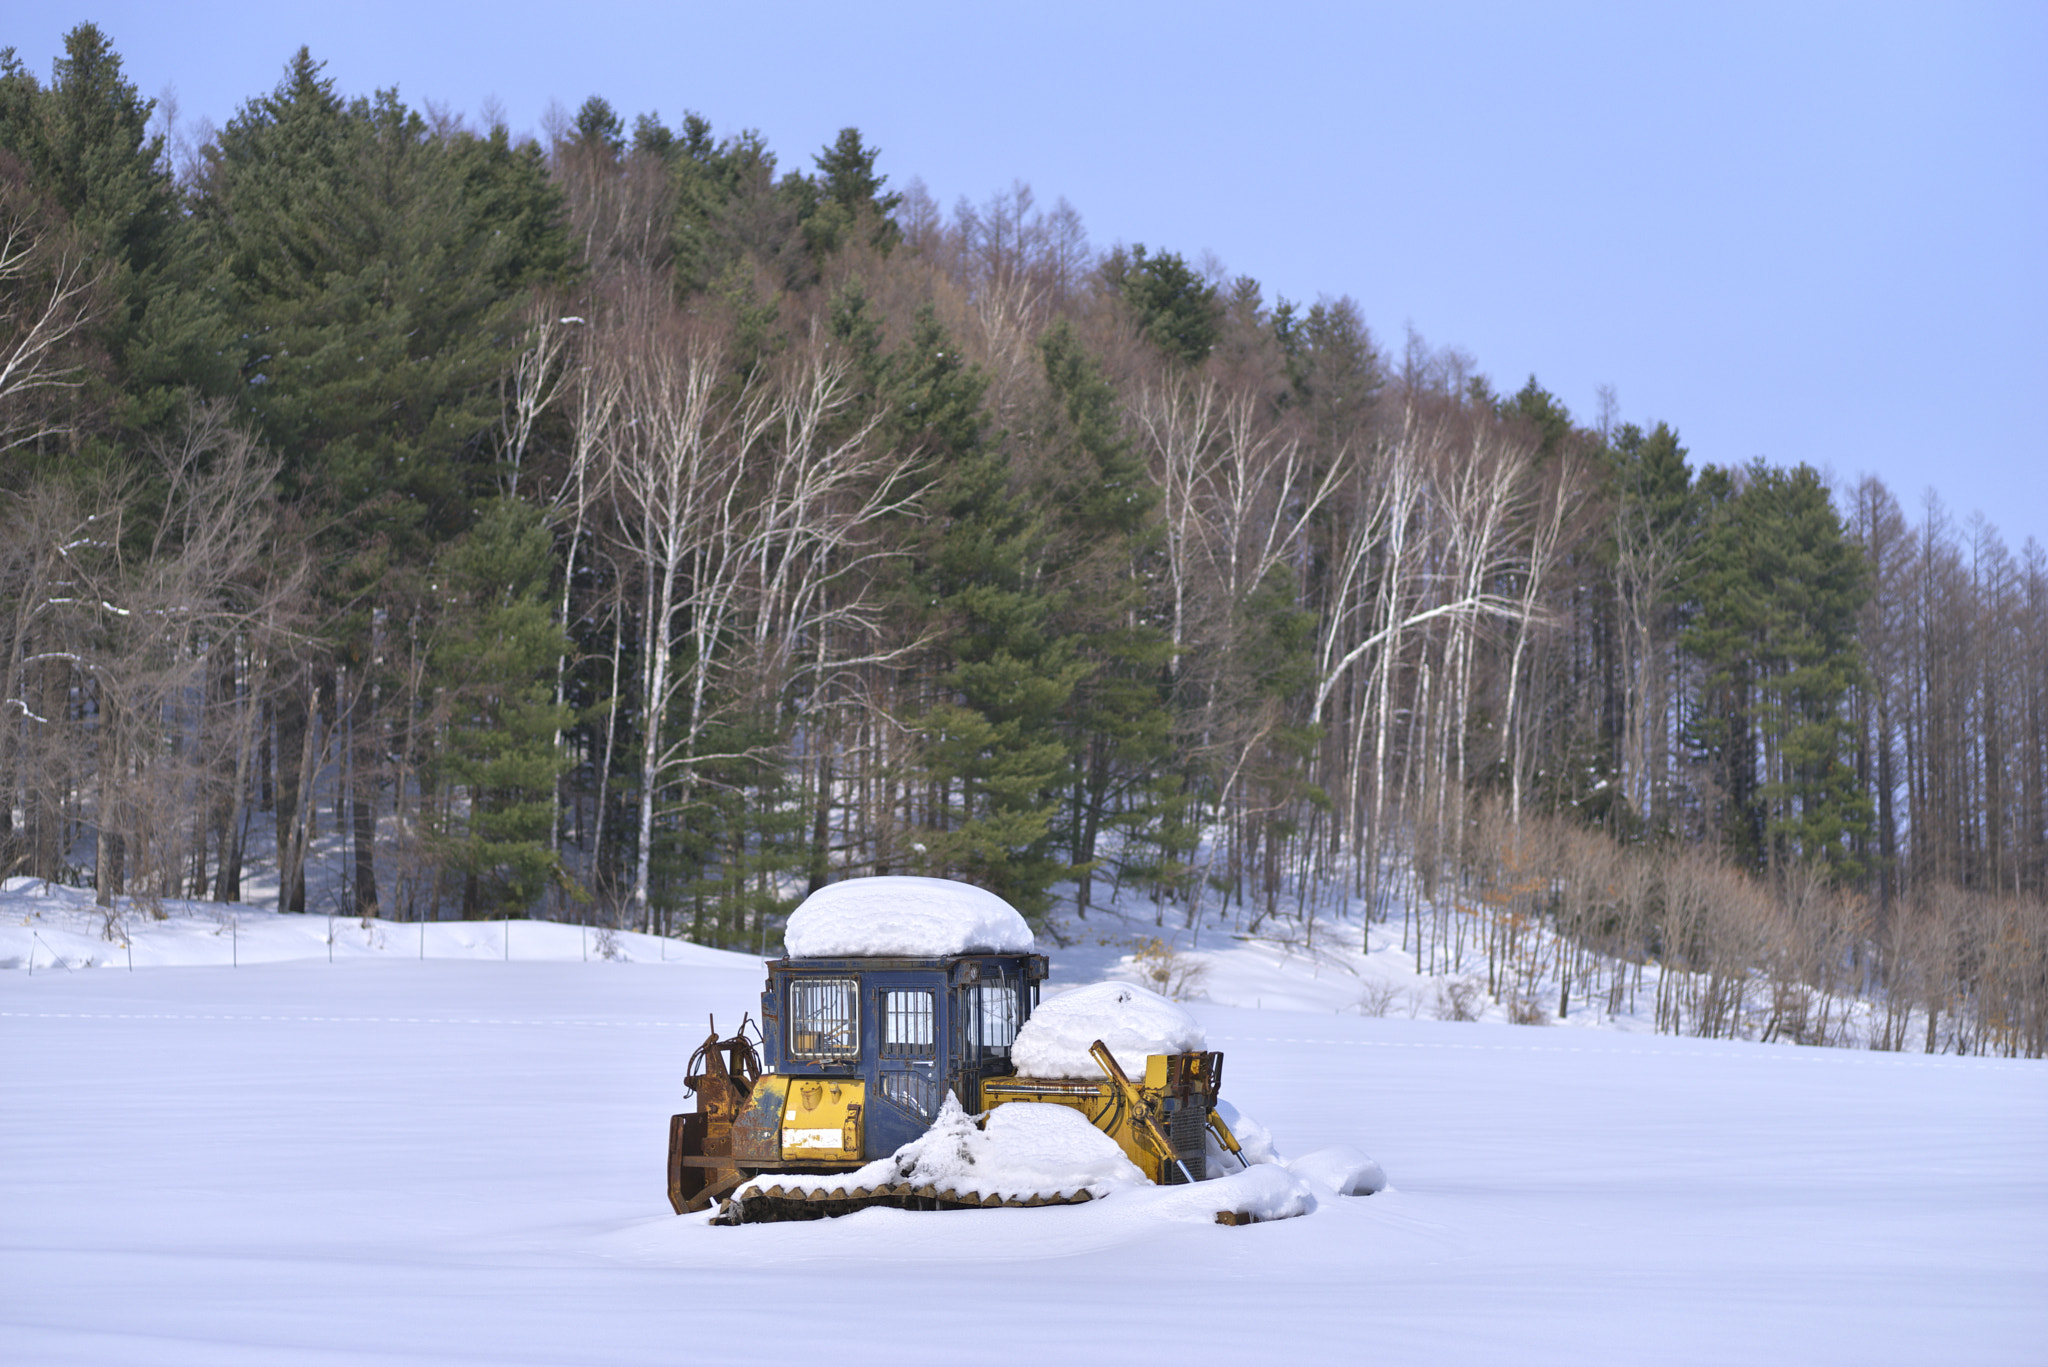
[715,1180,1096,1224]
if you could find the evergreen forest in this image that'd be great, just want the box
[3,27,2043,1055]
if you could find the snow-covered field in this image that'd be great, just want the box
[3,883,2045,1364]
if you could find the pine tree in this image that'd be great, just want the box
[1685,461,1872,879]
[1030,320,1173,912]
[197,50,570,910]
[807,127,902,257]
[915,442,1084,913]
[879,311,1081,917]
[1104,243,1221,367]
[203,56,568,542]
[669,126,813,304]
[424,498,572,917]
[0,24,229,439]
[570,96,625,158]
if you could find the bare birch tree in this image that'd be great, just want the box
[595,297,916,929]
[0,198,101,455]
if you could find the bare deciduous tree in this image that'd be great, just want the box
[0,402,305,916]
[0,197,101,455]
[587,293,917,929]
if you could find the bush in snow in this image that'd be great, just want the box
[1432,977,1483,1022]
[1128,936,1207,1001]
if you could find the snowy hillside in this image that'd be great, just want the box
[3,881,2042,1364]
[0,876,736,972]
[0,870,1929,1053]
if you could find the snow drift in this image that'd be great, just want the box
[1285,1145,1388,1196]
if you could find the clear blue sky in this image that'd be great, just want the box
[15,1,2046,549]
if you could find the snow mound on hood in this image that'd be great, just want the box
[744,1094,1146,1203]
[1010,981,1206,1079]
[782,877,1033,959]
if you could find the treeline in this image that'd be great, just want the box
[1,26,2042,1053]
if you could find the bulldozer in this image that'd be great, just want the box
[667,879,1245,1223]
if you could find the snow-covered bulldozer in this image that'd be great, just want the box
[667,877,1245,1223]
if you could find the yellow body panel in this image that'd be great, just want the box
[778,1077,865,1163]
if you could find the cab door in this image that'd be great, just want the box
[952,967,1027,1110]
[864,971,944,1155]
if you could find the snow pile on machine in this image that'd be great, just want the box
[736,1094,1148,1210]
[1011,981,1209,1079]
[781,875,1035,958]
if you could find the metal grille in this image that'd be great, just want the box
[1166,1104,1208,1183]
[882,990,935,1057]
[787,977,859,1060]
[880,1071,941,1119]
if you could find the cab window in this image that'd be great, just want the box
[882,989,936,1057]
[788,977,859,1060]
[969,981,1020,1055]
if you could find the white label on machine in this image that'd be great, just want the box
[782,1127,843,1151]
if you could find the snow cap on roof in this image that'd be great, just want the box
[781,876,1034,959]
[1010,981,1206,1080]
